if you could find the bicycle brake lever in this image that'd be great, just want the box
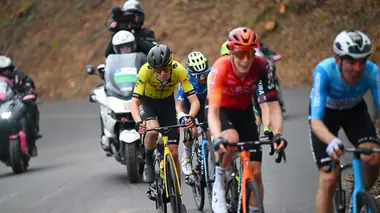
[275,150,286,163]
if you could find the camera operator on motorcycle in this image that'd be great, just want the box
[104,0,157,57]
[0,56,41,157]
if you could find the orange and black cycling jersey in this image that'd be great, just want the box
[133,60,195,99]
[207,55,277,109]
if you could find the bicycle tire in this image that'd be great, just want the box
[166,155,183,213]
[154,151,167,213]
[205,142,216,212]
[226,160,239,213]
[245,180,265,213]
[356,192,379,213]
[191,139,205,211]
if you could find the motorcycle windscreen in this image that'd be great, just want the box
[0,77,14,102]
[104,54,141,99]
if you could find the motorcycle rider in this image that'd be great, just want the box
[104,0,157,57]
[90,30,139,155]
[0,55,41,157]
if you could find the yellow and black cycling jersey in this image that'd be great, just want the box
[133,60,195,99]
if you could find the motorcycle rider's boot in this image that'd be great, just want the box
[29,144,38,157]
[100,135,112,157]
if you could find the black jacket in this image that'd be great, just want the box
[11,68,37,96]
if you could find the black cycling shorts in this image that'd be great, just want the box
[140,94,179,145]
[308,100,380,169]
[182,93,206,123]
[206,101,262,162]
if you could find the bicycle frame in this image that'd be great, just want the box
[326,146,380,213]
[161,134,183,198]
[239,150,255,213]
[352,156,366,212]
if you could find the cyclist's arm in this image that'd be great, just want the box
[178,66,199,118]
[256,80,271,129]
[368,63,380,113]
[131,66,147,122]
[207,67,225,138]
[175,82,185,115]
[260,62,283,135]
[310,66,336,144]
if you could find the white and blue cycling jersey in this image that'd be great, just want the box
[310,57,380,120]
[176,69,208,101]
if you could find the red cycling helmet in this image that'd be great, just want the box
[227,27,259,51]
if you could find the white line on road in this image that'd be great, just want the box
[0,192,19,205]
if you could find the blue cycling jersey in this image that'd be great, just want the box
[176,69,208,101]
[310,57,380,120]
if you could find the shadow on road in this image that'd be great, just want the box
[0,164,57,179]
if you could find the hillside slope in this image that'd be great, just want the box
[1,0,379,101]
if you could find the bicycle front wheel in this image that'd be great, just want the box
[191,139,205,210]
[245,180,265,213]
[166,155,185,213]
[205,142,216,211]
[355,192,379,213]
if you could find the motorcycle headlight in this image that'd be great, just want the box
[1,111,11,119]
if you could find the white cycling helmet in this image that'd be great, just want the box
[333,30,373,59]
[186,51,210,74]
[112,30,136,54]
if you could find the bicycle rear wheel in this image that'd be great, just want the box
[205,142,216,211]
[245,180,265,213]
[356,192,379,213]
[191,139,205,210]
[166,155,185,213]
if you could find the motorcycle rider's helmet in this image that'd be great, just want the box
[0,56,15,78]
[333,30,373,60]
[122,0,145,29]
[186,51,210,83]
[147,44,173,69]
[112,30,137,54]
[227,27,259,52]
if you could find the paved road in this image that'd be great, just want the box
[0,88,375,213]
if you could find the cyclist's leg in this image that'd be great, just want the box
[141,100,159,183]
[156,95,181,179]
[342,101,380,190]
[237,105,262,212]
[181,98,194,175]
[308,101,342,213]
[206,105,239,212]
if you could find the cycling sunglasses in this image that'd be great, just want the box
[189,68,211,80]
[153,65,172,73]
[232,49,256,59]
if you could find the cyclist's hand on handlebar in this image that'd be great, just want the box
[214,137,228,153]
[135,120,147,134]
[326,138,344,161]
[263,128,274,140]
[183,116,195,129]
[273,133,287,151]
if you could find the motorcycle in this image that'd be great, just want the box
[0,76,37,174]
[86,53,146,183]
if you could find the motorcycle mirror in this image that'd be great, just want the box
[85,65,96,75]
[97,64,105,73]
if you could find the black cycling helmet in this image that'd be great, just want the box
[147,44,173,68]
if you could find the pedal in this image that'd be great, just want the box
[185,175,195,187]
[146,186,157,201]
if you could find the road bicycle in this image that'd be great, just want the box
[182,121,216,211]
[216,136,287,213]
[145,124,187,213]
[324,144,380,213]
